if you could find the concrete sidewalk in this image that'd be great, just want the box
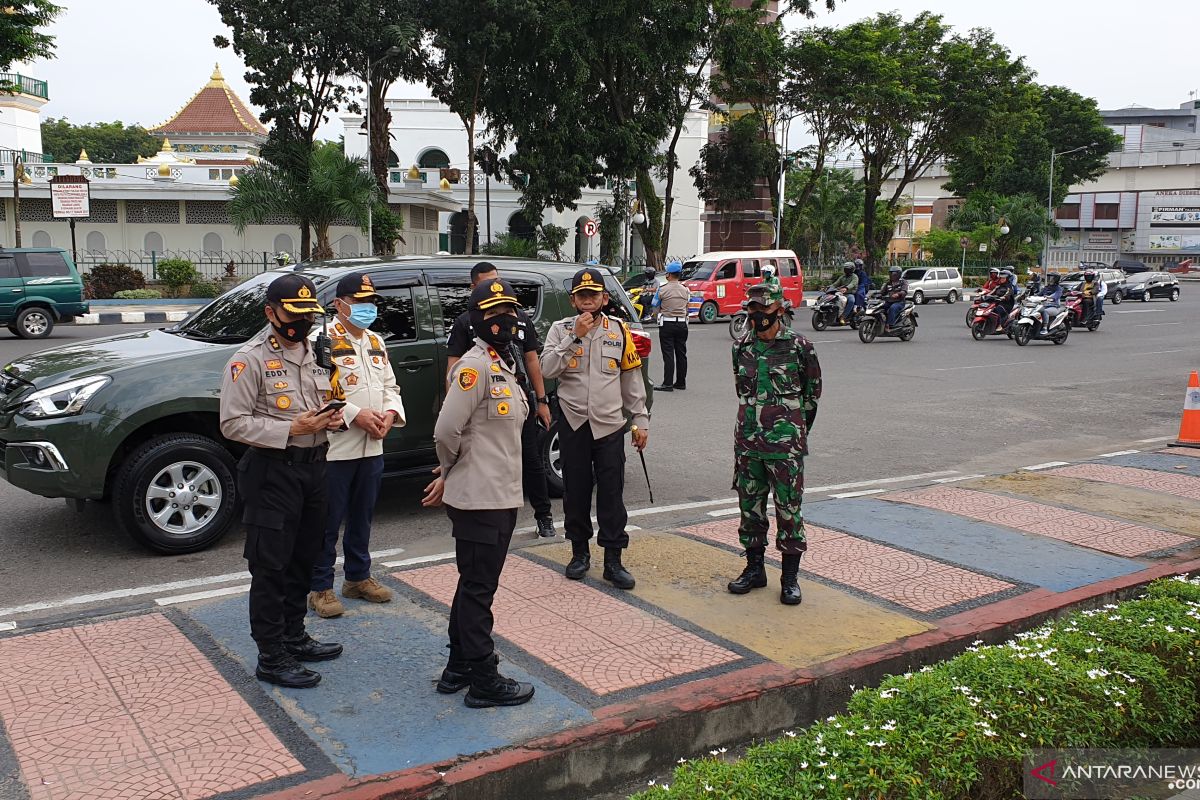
[72,300,208,326]
[1,447,1199,800]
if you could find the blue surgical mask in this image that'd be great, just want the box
[347,302,378,328]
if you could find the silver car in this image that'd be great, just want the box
[902,267,964,304]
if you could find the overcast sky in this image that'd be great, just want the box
[24,0,1198,148]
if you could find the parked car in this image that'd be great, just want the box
[1119,271,1181,302]
[0,257,653,554]
[681,250,804,323]
[1060,268,1126,302]
[901,267,963,304]
[1113,258,1150,275]
[0,247,89,339]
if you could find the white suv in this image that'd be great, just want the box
[901,267,964,304]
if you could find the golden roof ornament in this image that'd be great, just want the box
[76,148,91,165]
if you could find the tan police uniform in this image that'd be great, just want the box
[655,277,691,390]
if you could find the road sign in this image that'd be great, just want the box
[960,236,970,249]
[583,220,598,237]
[978,243,988,253]
[50,175,90,219]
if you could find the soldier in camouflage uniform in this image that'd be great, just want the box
[728,279,821,605]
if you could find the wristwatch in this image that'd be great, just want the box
[536,396,550,405]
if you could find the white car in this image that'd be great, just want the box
[902,267,964,304]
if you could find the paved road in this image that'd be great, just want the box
[0,297,1194,621]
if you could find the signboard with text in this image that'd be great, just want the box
[50,176,90,219]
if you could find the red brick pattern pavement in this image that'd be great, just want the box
[882,486,1192,556]
[394,557,741,695]
[679,519,1014,613]
[0,614,302,800]
[1050,463,1200,501]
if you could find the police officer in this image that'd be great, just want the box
[654,261,690,392]
[727,280,822,605]
[422,279,535,708]
[220,273,344,688]
[446,262,556,539]
[541,268,649,589]
[307,272,406,619]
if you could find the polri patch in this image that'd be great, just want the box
[272,381,288,390]
[346,374,359,386]
[276,395,292,410]
[458,368,479,391]
[265,359,283,370]
[230,362,246,382]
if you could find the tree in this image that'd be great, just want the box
[947,191,1054,263]
[40,118,159,164]
[692,113,780,216]
[229,143,377,260]
[537,224,569,261]
[781,166,862,260]
[798,13,1029,268]
[0,0,62,91]
[945,84,1120,206]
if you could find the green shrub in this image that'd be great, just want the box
[84,263,145,299]
[188,280,222,299]
[112,289,162,300]
[634,576,1200,800]
[481,233,540,259]
[157,258,199,288]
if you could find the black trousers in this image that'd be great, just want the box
[446,506,517,662]
[559,421,628,549]
[238,447,327,650]
[659,321,688,386]
[521,411,552,521]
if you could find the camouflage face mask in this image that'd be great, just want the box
[749,309,779,332]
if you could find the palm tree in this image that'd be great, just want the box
[229,143,377,260]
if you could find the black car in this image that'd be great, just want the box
[1119,271,1180,302]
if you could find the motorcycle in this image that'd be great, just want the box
[858,294,918,343]
[628,283,657,323]
[969,297,1015,340]
[811,290,861,331]
[964,292,990,326]
[729,306,795,339]
[1011,297,1069,346]
[1063,291,1102,331]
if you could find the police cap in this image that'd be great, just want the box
[266,273,324,314]
[335,271,380,300]
[471,278,522,311]
[570,268,607,295]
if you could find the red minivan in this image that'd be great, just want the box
[681,250,804,323]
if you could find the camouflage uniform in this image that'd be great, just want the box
[732,287,822,555]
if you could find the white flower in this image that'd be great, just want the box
[799,761,808,769]
[718,747,727,754]
[784,731,797,738]
[1019,733,1027,739]
[678,757,687,764]
[881,721,897,731]
[704,785,714,793]
[818,761,827,768]
[982,729,998,737]
[648,779,656,786]
[826,716,837,722]
[709,750,719,756]
[828,773,838,780]
[846,730,855,737]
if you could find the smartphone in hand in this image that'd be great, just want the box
[316,400,347,416]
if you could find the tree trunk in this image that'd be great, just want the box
[465,116,477,256]
[300,221,312,261]
[634,167,664,271]
[369,80,392,255]
[861,184,880,270]
[311,223,333,260]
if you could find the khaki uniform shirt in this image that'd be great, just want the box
[316,320,406,461]
[542,314,650,439]
[436,343,529,510]
[657,280,691,319]
[220,330,332,449]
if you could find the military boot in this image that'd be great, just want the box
[780,554,803,606]
[727,548,768,594]
[464,655,535,708]
[308,589,345,618]
[256,645,321,689]
[602,548,636,590]
[565,540,591,580]
[437,650,499,694]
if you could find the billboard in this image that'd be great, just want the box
[1150,207,1200,227]
[1149,234,1182,250]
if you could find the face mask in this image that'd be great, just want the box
[749,309,779,333]
[271,315,313,343]
[474,313,519,349]
[346,302,378,328]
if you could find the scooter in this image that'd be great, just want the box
[1012,297,1069,346]
[965,292,990,326]
[969,297,1015,340]
[1063,291,1102,331]
[858,294,918,343]
[811,290,861,331]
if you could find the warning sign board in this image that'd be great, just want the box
[50,175,90,219]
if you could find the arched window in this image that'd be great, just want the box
[418,148,450,170]
[144,231,164,254]
[273,233,294,257]
[574,216,593,263]
[31,230,51,248]
[508,211,536,242]
[202,232,223,255]
[448,210,478,255]
[337,235,360,256]
[85,231,106,254]
[387,150,400,168]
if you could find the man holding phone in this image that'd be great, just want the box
[308,272,406,618]
[220,273,346,689]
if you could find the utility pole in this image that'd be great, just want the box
[1043,145,1088,278]
[13,155,25,248]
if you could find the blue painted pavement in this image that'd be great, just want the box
[1104,453,1200,479]
[805,499,1145,592]
[187,589,592,777]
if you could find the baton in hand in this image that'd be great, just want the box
[631,425,654,504]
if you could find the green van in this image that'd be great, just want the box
[0,247,89,338]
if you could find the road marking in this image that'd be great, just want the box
[934,361,1034,372]
[1133,322,1183,327]
[705,470,960,515]
[156,585,249,606]
[0,621,15,632]
[1132,349,1185,355]
[931,474,986,484]
[1112,309,1158,314]
[1023,461,1069,471]
[1137,435,1179,443]
[381,552,456,568]
[829,489,885,499]
[811,339,842,344]
[1097,450,1139,458]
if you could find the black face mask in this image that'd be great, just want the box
[749,309,779,332]
[472,312,519,350]
[272,316,314,343]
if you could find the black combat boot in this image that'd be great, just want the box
[284,634,343,662]
[780,553,803,606]
[256,644,322,689]
[727,548,768,594]
[437,649,499,694]
[565,540,591,580]
[464,655,535,708]
[602,548,636,590]
[536,516,557,538]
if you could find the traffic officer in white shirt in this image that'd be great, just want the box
[307,272,406,618]
[541,268,649,589]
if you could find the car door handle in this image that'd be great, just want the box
[400,357,434,371]
[10,288,22,293]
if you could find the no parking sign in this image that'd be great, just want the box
[583,220,598,237]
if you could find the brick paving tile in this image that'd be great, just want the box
[20,757,184,800]
[578,613,685,644]
[107,669,235,714]
[623,631,740,674]
[161,744,303,800]
[528,588,631,622]
[72,615,180,648]
[1058,527,1193,558]
[679,519,846,550]
[0,679,127,738]
[1160,447,1200,458]
[550,649,673,695]
[492,603,568,633]
[496,566,571,600]
[1051,464,1200,500]
[12,716,151,768]
[868,568,1013,613]
[138,705,278,756]
[502,623,614,661]
[883,486,1020,514]
[976,501,1054,529]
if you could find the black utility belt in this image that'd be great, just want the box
[252,443,329,464]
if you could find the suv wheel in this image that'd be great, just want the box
[14,306,54,339]
[946,290,958,304]
[912,290,925,305]
[1110,291,1122,305]
[114,433,239,554]
[541,422,564,497]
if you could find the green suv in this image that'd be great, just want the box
[0,257,652,553]
[0,247,89,338]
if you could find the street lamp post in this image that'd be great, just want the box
[1043,144,1088,277]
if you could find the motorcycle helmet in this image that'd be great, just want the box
[888,266,902,277]
[842,261,855,274]
[854,258,864,269]
[643,267,656,278]
[988,267,1000,277]
[1083,269,1096,280]
[1047,273,1061,286]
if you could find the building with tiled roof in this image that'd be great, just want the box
[149,65,267,164]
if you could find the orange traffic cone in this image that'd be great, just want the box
[1176,371,1200,448]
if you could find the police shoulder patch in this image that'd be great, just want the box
[458,368,479,391]
[229,362,246,382]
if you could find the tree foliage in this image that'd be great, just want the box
[692,113,779,215]
[40,118,159,164]
[947,191,1055,263]
[0,0,61,85]
[781,167,862,260]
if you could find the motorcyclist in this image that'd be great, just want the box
[827,261,859,323]
[979,266,1002,296]
[991,269,1018,319]
[1039,272,1064,334]
[880,266,908,332]
[1021,270,1043,300]
[853,258,872,314]
[1080,268,1102,323]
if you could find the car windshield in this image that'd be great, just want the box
[681,260,718,281]
[1063,272,1084,282]
[902,269,927,280]
[171,272,330,343]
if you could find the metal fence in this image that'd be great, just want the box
[73,250,348,280]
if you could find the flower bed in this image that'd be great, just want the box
[634,576,1200,799]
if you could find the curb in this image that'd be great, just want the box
[74,311,191,325]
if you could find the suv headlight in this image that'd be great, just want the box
[19,376,111,419]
